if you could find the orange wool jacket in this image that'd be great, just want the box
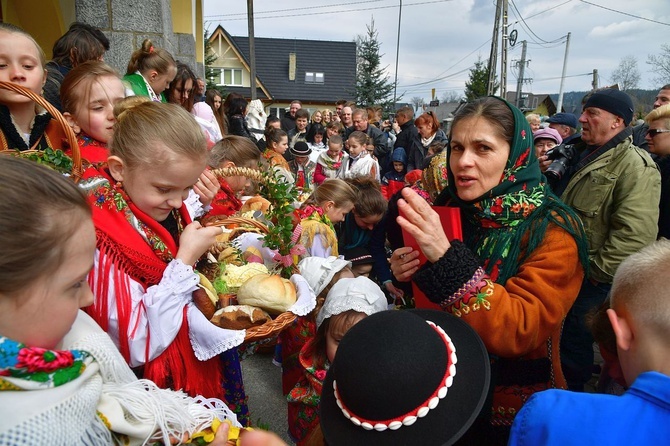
[414,223,584,427]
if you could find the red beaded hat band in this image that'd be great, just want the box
[333,320,457,432]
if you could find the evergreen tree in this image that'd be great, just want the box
[465,57,497,101]
[354,19,395,107]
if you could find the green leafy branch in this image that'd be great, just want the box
[258,167,300,278]
[12,147,73,174]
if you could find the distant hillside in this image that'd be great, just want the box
[549,89,657,119]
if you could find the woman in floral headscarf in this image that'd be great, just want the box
[390,96,589,445]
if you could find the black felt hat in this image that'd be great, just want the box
[320,309,490,446]
[289,141,312,156]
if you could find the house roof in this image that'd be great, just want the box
[504,92,559,115]
[425,101,466,122]
[210,25,356,104]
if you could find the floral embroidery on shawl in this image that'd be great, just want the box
[0,337,90,389]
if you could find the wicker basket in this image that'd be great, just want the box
[0,81,82,182]
[203,216,299,344]
[212,166,264,184]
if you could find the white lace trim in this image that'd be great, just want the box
[184,189,206,219]
[287,274,317,316]
[188,305,245,361]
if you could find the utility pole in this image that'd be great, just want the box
[500,0,509,98]
[592,69,598,91]
[247,0,257,100]
[556,32,571,113]
[393,0,402,110]
[487,0,502,96]
[514,40,528,109]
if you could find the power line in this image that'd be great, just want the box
[532,72,594,83]
[204,0,386,19]
[206,0,454,21]
[509,0,566,46]
[397,39,492,88]
[579,0,670,27]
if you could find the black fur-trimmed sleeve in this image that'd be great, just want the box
[413,240,482,303]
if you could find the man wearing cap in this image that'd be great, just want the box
[547,112,580,145]
[288,141,315,190]
[558,89,661,392]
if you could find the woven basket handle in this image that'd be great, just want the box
[0,81,82,182]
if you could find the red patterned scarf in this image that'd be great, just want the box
[209,178,242,217]
[80,166,223,399]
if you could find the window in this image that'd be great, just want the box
[305,72,325,83]
[269,107,284,118]
[221,68,243,86]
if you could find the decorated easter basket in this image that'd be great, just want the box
[201,166,304,343]
[0,81,83,181]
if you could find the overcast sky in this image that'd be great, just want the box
[203,0,669,102]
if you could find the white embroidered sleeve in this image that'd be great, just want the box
[91,251,196,367]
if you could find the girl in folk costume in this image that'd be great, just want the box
[280,257,353,397]
[206,135,262,217]
[123,39,176,103]
[343,130,380,182]
[314,134,347,185]
[263,127,291,171]
[305,122,326,160]
[297,179,357,258]
[60,61,125,165]
[287,277,387,445]
[79,101,248,412]
[0,157,243,445]
[0,24,69,153]
[263,126,294,185]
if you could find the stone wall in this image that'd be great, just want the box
[75,0,201,77]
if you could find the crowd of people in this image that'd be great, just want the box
[1,19,670,446]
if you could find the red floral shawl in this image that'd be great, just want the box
[70,132,109,165]
[81,166,222,399]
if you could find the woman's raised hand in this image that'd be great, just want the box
[176,221,221,266]
[194,169,220,208]
[396,188,451,264]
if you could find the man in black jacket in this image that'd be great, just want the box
[281,100,302,132]
[393,106,418,152]
[346,109,390,175]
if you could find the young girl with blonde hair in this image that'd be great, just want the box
[60,60,125,164]
[123,39,176,102]
[297,178,357,258]
[0,24,69,153]
[0,156,285,446]
[79,100,244,410]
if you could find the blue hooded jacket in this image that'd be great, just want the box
[382,147,407,184]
